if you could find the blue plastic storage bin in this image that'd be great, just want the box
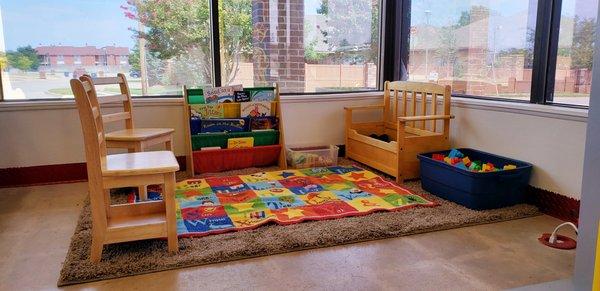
[417,148,533,210]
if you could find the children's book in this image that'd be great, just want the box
[199,118,248,133]
[227,137,254,149]
[204,84,243,103]
[241,101,271,118]
[234,91,251,102]
[247,87,276,101]
[190,104,225,119]
[250,116,279,130]
[187,88,206,104]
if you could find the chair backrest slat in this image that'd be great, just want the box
[421,91,427,129]
[92,76,124,85]
[97,94,128,104]
[80,73,134,130]
[384,81,451,133]
[102,112,132,123]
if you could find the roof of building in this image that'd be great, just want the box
[35,46,129,56]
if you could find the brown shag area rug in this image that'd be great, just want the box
[58,159,539,286]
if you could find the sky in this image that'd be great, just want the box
[0,0,596,51]
[0,0,324,51]
[0,0,136,50]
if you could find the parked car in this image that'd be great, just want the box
[130,71,141,78]
[72,68,88,79]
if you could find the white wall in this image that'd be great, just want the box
[450,101,587,199]
[0,100,187,167]
[0,95,587,199]
[282,97,588,198]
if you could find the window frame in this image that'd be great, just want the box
[396,0,592,109]
[0,0,593,108]
[212,0,385,95]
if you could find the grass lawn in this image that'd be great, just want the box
[47,86,182,96]
[47,88,75,95]
[104,87,181,95]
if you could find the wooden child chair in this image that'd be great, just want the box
[345,81,454,184]
[71,78,179,262]
[81,73,174,200]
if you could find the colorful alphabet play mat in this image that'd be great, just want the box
[173,165,437,237]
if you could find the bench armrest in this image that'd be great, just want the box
[397,114,454,122]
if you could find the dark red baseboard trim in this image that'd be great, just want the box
[0,156,187,188]
[0,162,88,188]
[526,186,580,224]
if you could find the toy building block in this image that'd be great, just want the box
[462,157,471,167]
[444,157,452,164]
[469,161,482,171]
[503,164,517,170]
[455,162,468,170]
[448,149,464,158]
[450,157,461,165]
[432,154,446,161]
[482,163,496,172]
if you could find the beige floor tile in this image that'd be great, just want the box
[0,182,575,291]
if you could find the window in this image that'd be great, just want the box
[407,1,538,100]
[218,0,380,93]
[0,0,196,100]
[0,0,596,106]
[549,0,598,106]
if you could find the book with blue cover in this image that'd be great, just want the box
[198,118,249,133]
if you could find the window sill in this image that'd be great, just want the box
[0,98,184,112]
[280,91,383,103]
[0,93,589,122]
[452,97,588,122]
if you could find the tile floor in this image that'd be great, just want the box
[0,182,576,291]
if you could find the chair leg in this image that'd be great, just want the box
[132,142,149,201]
[163,172,178,253]
[165,138,173,151]
[90,231,104,262]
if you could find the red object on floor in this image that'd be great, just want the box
[193,145,281,174]
[538,233,577,250]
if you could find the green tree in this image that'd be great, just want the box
[435,26,461,77]
[304,21,327,63]
[456,10,471,27]
[7,45,40,71]
[0,52,7,70]
[316,0,379,63]
[124,0,252,85]
[128,43,167,86]
[571,16,595,69]
[128,44,142,73]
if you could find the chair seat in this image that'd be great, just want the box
[102,151,180,176]
[105,128,174,142]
